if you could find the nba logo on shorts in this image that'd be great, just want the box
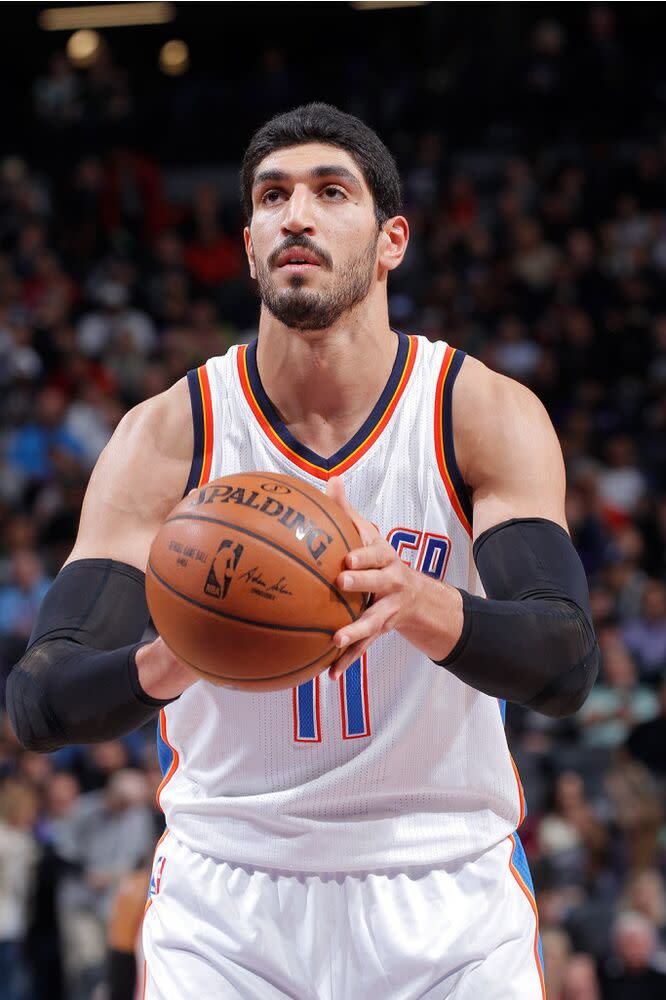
[149,855,167,897]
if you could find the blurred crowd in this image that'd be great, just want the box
[1,4,666,998]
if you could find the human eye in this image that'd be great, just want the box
[261,188,286,205]
[321,185,346,201]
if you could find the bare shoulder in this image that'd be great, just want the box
[65,377,193,570]
[113,376,192,472]
[452,354,567,535]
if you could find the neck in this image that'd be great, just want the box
[255,295,399,456]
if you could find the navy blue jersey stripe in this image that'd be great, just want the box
[245,331,410,472]
[183,368,205,496]
[442,351,473,527]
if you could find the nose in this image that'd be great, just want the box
[281,184,315,235]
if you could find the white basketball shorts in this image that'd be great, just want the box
[141,830,545,999]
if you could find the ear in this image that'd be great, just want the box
[376,216,409,273]
[243,227,256,280]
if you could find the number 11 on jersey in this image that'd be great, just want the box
[292,653,370,743]
[290,527,450,744]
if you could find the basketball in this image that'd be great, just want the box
[145,472,365,691]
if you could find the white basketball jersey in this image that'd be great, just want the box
[156,333,525,872]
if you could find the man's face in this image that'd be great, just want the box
[245,143,381,331]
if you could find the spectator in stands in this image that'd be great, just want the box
[599,910,666,998]
[489,313,542,381]
[577,628,658,747]
[513,216,561,291]
[561,953,601,1000]
[623,870,666,952]
[622,580,666,683]
[626,677,666,777]
[565,472,610,577]
[0,778,40,1000]
[604,529,649,625]
[182,184,242,289]
[598,434,647,521]
[5,386,86,489]
[0,549,52,692]
[541,926,572,999]
[28,769,79,1000]
[33,51,82,127]
[538,771,609,889]
[52,768,154,1000]
[605,758,663,872]
[76,280,156,360]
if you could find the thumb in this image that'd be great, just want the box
[326,475,376,545]
[326,474,348,510]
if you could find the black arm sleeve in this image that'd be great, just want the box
[434,518,600,718]
[6,559,173,753]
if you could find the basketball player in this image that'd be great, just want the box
[8,104,599,998]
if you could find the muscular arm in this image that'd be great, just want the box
[7,379,198,751]
[329,357,599,717]
[434,357,599,715]
[455,356,567,534]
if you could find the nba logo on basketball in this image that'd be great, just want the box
[149,855,167,897]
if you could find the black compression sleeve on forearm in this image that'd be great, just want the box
[434,519,600,718]
[6,559,172,752]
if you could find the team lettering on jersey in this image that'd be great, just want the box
[292,525,452,743]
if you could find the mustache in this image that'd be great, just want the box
[267,235,333,270]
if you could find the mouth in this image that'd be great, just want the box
[276,248,322,270]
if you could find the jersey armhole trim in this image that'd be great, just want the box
[434,346,473,537]
[183,366,214,496]
[156,709,180,810]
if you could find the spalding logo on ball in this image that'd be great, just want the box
[146,473,366,692]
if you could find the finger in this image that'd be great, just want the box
[346,544,391,571]
[329,637,373,680]
[327,475,378,546]
[333,594,397,647]
[326,474,347,507]
[345,540,394,571]
[339,568,394,596]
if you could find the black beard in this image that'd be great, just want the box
[255,236,378,332]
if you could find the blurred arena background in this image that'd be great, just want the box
[1,2,666,998]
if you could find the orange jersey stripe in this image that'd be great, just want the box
[509,753,526,827]
[236,338,418,480]
[434,346,472,538]
[197,365,214,486]
[140,955,148,1000]
[329,336,418,476]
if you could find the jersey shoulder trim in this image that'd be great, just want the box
[183,365,214,495]
[434,345,473,537]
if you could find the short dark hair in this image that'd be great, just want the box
[241,103,402,225]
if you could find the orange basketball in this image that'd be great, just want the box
[145,472,365,691]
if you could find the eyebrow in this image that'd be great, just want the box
[253,165,363,194]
